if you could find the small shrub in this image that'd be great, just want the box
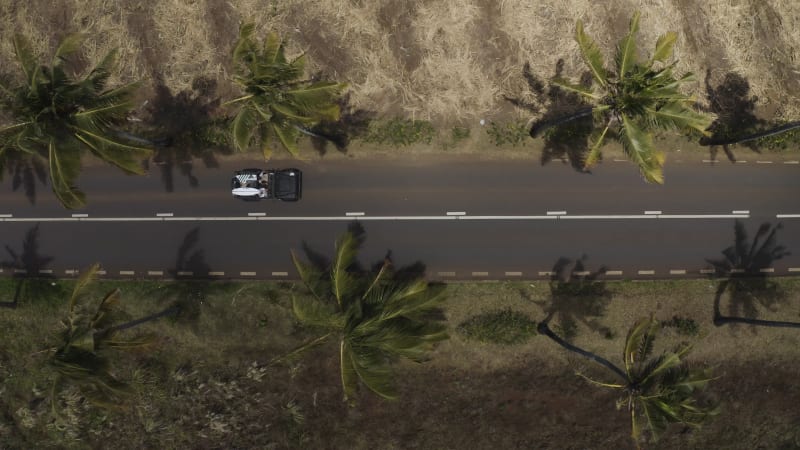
[456,309,537,345]
[451,126,471,142]
[362,118,436,146]
[486,120,529,146]
[661,316,700,336]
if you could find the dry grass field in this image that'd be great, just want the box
[1,0,798,129]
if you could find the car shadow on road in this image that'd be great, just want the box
[705,220,799,329]
[1,224,62,308]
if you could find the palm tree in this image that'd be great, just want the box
[530,12,714,184]
[0,33,152,209]
[538,316,717,447]
[284,231,448,402]
[49,264,174,413]
[226,23,348,160]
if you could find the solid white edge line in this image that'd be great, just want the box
[659,214,749,219]
[561,215,657,219]
[345,212,365,216]
[456,216,556,220]
[156,213,173,217]
[446,211,466,216]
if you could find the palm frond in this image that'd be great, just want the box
[286,81,346,118]
[12,34,37,82]
[73,130,151,175]
[583,123,610,169]
[551,77,600,101]
[53,33,86,65]
[623,317,654,374]
[259,122,274,160]
[616,12,641,79]
[651,32,677,64]
[232,22,257,65]
[348,344,397,400]
[645,103,714,136]
[292,295,340,329]
[575,21,608,87]
[272,121,300,157]
[231,105,257,152]
[340,340,358,401]
[48,140,86,209]
[263,31,284,64]
[620,115,663,184]
[331,232,359,307]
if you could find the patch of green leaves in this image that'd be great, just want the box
[456,309,537,345]
[486,121,529,146]
[362,118,436,146]
[660,315,700,336]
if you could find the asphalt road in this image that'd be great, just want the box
[0,156,798,280]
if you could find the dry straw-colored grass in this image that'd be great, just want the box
[1,0,798,122]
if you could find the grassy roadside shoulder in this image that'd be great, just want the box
[1,276,799,448]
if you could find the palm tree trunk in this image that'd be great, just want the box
[700,121,800,146]
[538,317,628,382]
[529,107,594,138]
[104,305,181,333]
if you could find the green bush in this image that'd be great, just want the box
[661,315,700,336]
[362,118,436,146]
[486,120,529,146]
[451,126,471,142]
[456,309,537,345]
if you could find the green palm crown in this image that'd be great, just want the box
[0,33,151,209]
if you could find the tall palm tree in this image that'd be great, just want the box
[49,264,166,413]
[285,231,448,402]
[531,12,714,184]
[0,33,151,209]
[226,23,347,160]
[538,316,717,447]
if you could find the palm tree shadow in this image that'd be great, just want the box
[141,76,233,192]
[700,71,763,162]
[706,220,798,329]
[307,91,375,156]
[1,224,61,308]
[505,60,593,172]
[1,151,49,206]
[536,255,612,340]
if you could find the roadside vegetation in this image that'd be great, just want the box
[1,274,799,448]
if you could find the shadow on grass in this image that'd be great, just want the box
[535,255,612,341]
[706,220,799,329]
[308,91,376,156]
[1,224,61,308]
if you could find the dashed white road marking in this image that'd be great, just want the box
[13,269,26,274]
[248,212,266,217]
[644,211,661,215]
[97,270,106,275]
[176,271,193,276]
[573,271,590,276]
[669,269,686,275]
[784,161,800,165]
[777,214,800,218]
[345,212,365,216]
[39,269,53,274]
[271,271,288,276]
[119,270,135,275]
[759,268,775,273]
[789,268,800,273]
[702,160,717,163]
[538,271,555,276]
[209,271,225,276]
[446,211,466,216]
[472,271,489,277]
[240,271,257,276]
[546,211,566,216]
[605,270,623,276]
[613,159,627,162]
[71,213,88,218]
[505,271,522,276]
[730,268,745,274]
[0,214,11,218]
[65,269,78,275]
[700,269,715,274]
[638,270,655,275]
[756,160,773,164]
[156,213,173,217]
[732,210,749,214]
[735,160,748,164]
[437,271,456,277]
[147,270,163,276]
